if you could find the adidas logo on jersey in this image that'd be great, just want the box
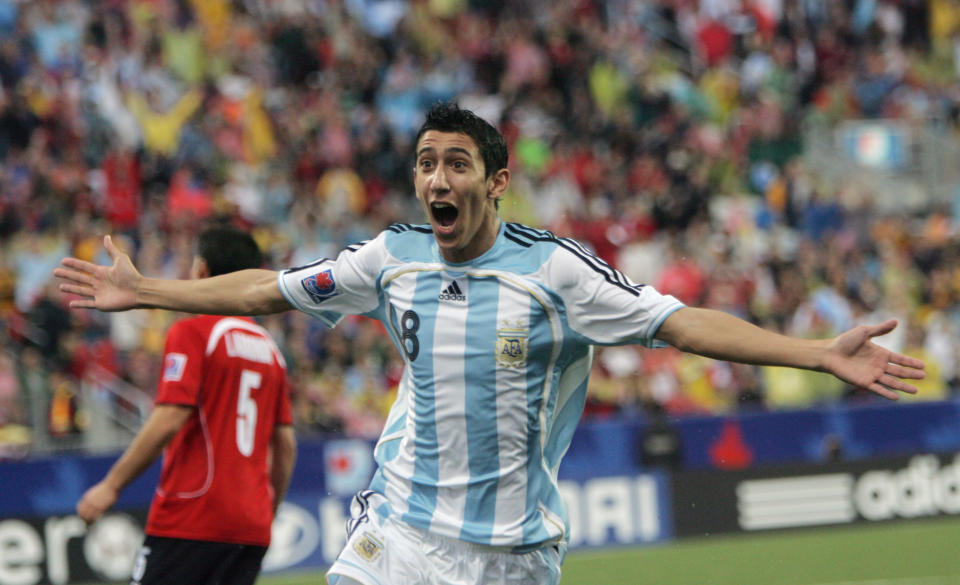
[438,281,466,302]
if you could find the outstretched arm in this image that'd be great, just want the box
[655,307,925,400]
[76,404,193,523]
[55,235,291,315]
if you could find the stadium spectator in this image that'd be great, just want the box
[0,0,956,451]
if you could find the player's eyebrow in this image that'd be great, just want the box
[417,146,473,159]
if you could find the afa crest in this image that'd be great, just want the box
[496,321,529,368]
[353,533,384,562]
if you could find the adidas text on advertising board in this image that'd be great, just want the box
[737,454,960,531]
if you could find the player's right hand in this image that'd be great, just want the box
[76,481,120,524]
[55,235,141,312]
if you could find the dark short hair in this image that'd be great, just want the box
[415,101,508,178]
[197,225,263,277]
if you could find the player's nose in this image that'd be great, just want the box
[431,166,450,192]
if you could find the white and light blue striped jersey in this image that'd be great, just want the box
[278,222,685,550]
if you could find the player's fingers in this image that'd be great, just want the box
[77,506,100,524]
[60,283,95,297]
[887,353,925,371]
[867,383,900,401]
[59,257,99,274]
[69,299,98,309]
[885,362,925,380]
[104,235,123,260]
[76,500,92,520]
[864,319,897,338]
[54,267,96,286]
[879,374,918,394]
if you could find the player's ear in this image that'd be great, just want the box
[487,168,509,202]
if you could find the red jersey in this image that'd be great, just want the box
[145,315,291,546]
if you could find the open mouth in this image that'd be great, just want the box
[431,202,459,228]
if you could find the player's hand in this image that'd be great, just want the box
[822,319,925,400]
[77,481,120,524]
[55,235,141,312]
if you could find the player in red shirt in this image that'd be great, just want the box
[76,225,297,585]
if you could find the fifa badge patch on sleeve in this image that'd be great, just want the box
[300,269,340,304]
[496,320,529,368]
[162,353,187,382]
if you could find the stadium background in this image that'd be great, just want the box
[1,0,960,583]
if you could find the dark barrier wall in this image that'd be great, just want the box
[673,451,960,536]
[1,399,958,583]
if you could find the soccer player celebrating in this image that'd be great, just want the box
[59,102,923,585]
[74,226,296,585]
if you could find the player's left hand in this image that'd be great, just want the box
[822,319,925,400]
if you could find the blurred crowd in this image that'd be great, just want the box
[2,0,960,457]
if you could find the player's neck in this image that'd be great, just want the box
[439,217,501,264]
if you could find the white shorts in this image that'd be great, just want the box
[326,491,564,585]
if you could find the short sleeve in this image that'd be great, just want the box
[277,233,388,327]
[547,245,685,347]
[156,320,204,406]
